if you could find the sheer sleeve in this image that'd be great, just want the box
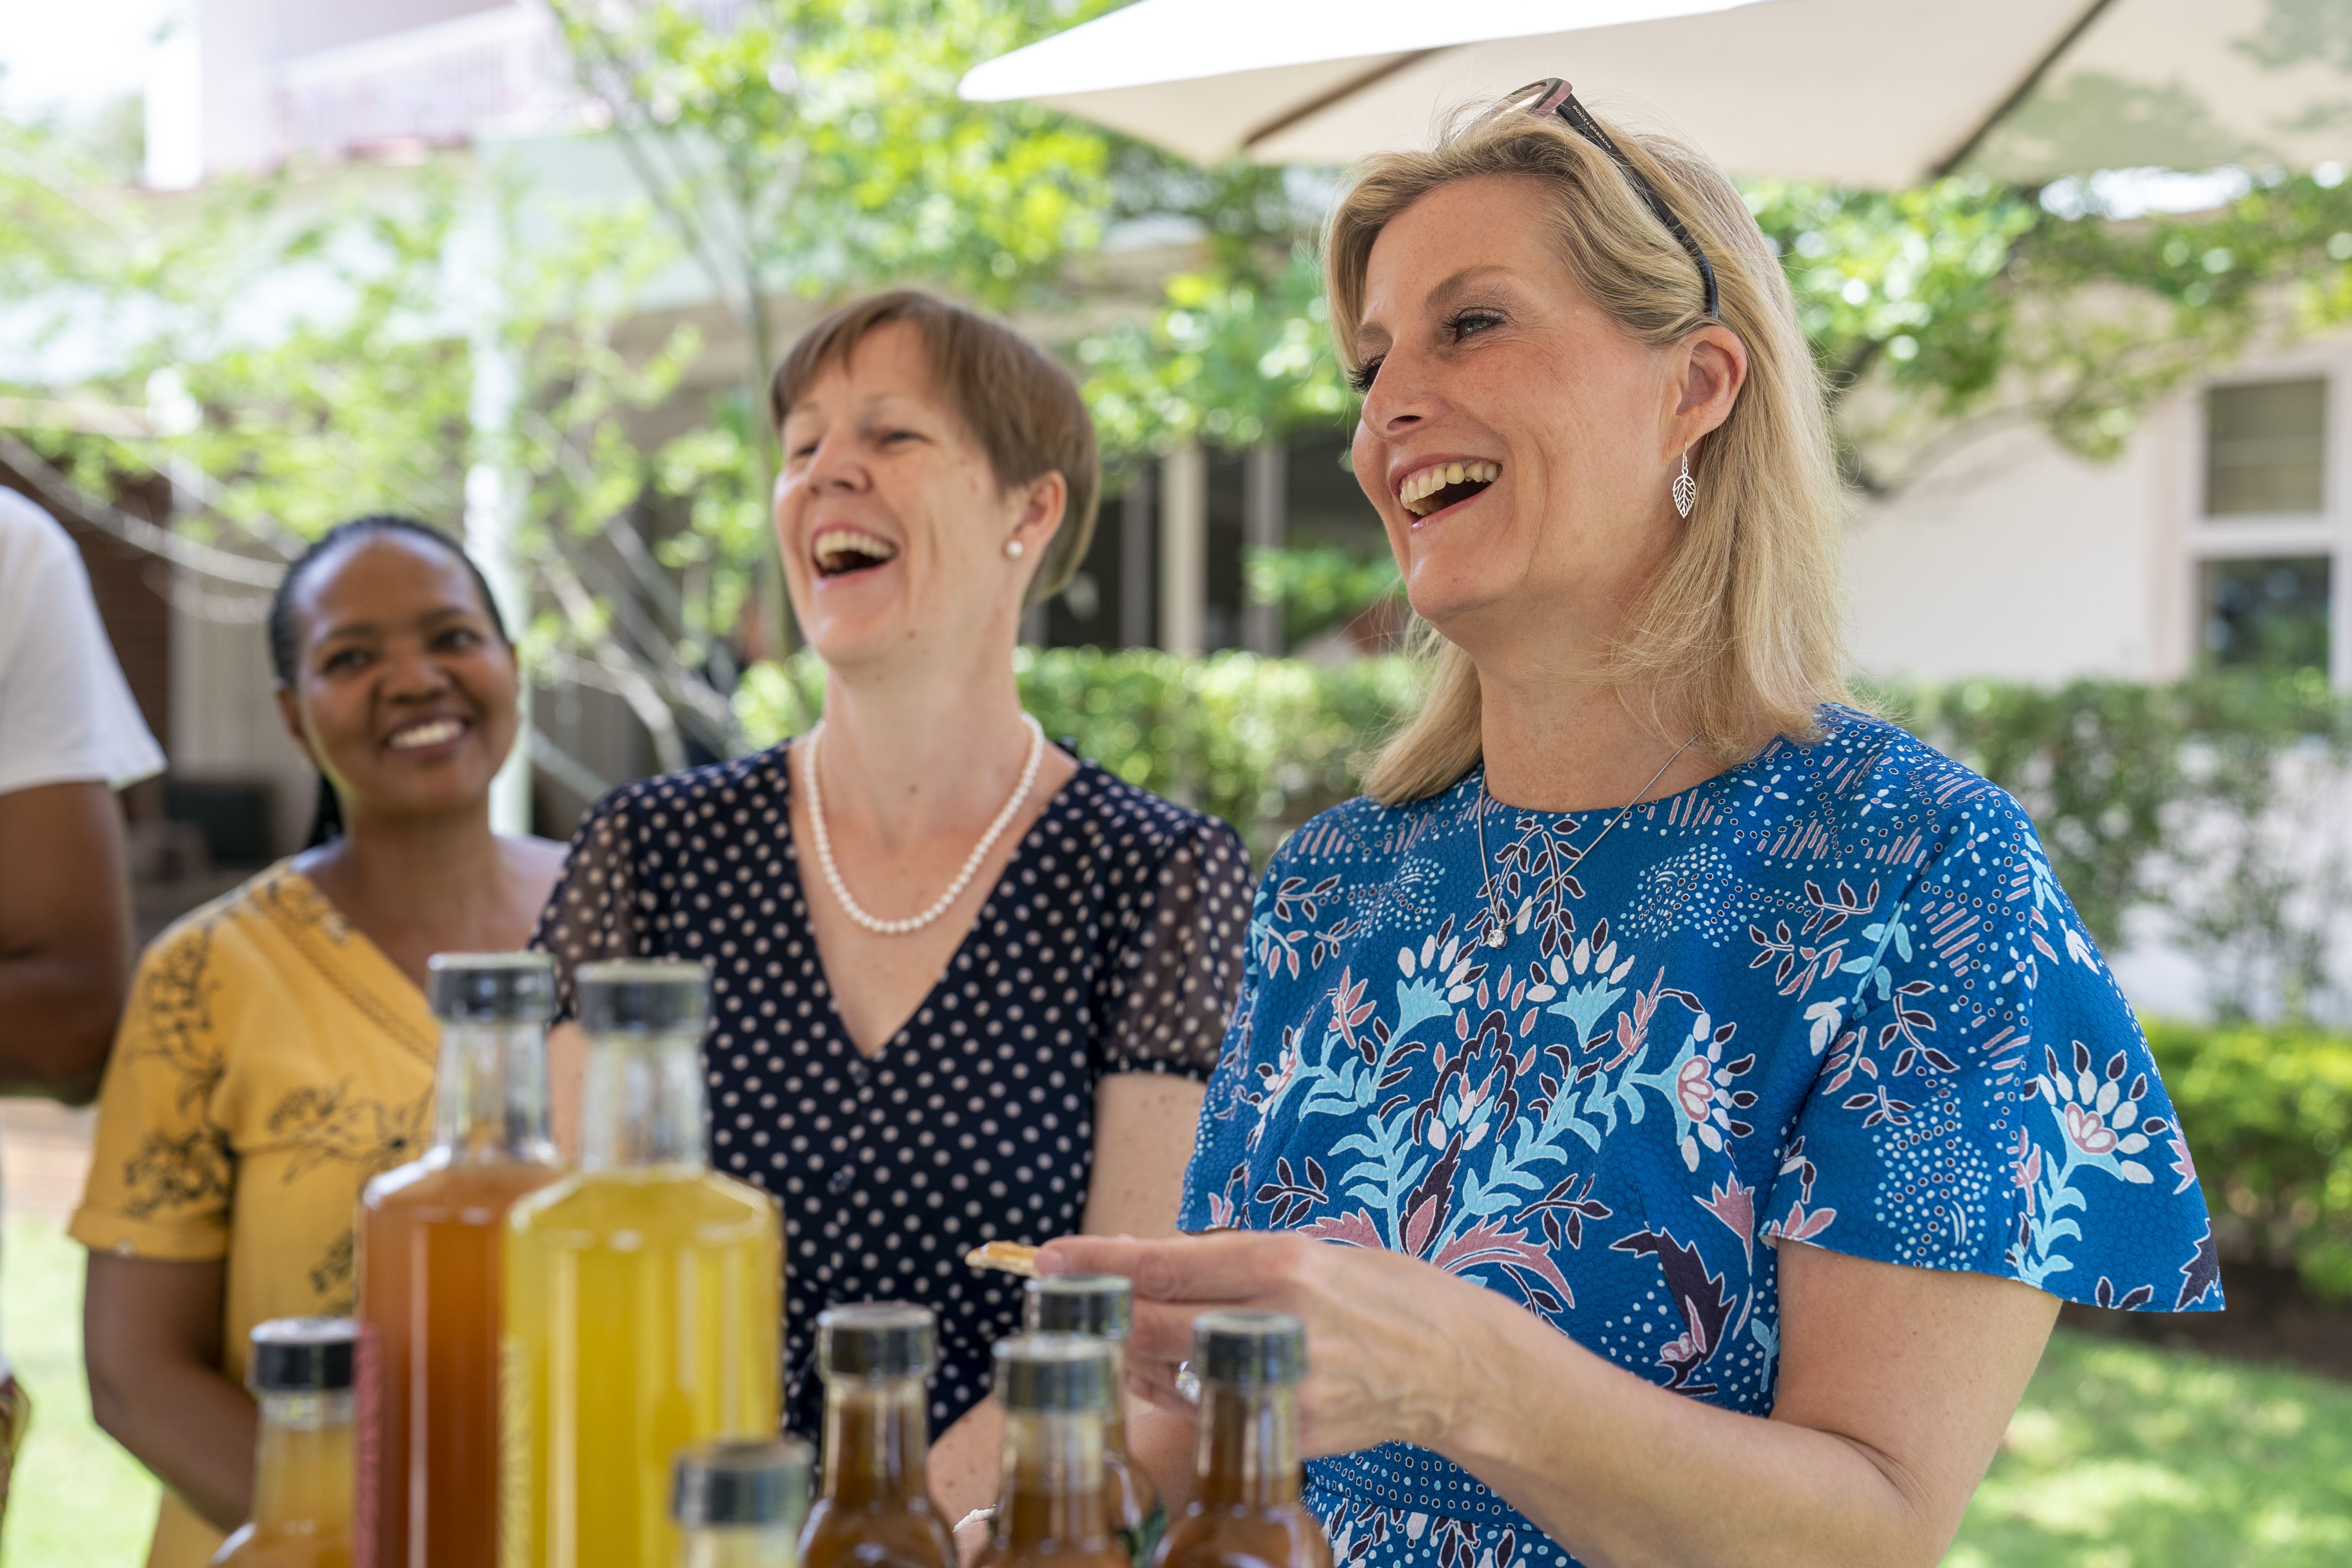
[532,789,648,1021]
[1092,817,1253,1080]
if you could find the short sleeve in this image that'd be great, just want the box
[0,490,164,795]
[1759,789,2223,1314]
[531,789,647,1021]
[70,920,234,1261]
[1092,817,1253,1080]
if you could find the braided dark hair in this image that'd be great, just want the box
[268,515,512,847]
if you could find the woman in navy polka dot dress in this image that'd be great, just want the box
[534,291,1251,1522]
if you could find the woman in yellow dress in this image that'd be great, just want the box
[71,515,565,1567]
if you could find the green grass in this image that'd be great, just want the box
[1948,1329,2352,1566]
[3,1214,160,1568]
[5,1208,2352,1566]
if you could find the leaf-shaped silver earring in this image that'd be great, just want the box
[1672,450,1698,519]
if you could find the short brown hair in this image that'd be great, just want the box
[770,289,1100,607]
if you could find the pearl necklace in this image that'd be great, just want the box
[802,714,1047,936]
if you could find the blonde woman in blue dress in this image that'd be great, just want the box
[1045,84,2219,1568]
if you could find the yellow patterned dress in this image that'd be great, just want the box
[72,861,436,1568]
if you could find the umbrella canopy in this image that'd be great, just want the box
[961,0,2352,187]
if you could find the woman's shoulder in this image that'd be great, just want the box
[572,745,792,840]
[1763,703,2040,857]
[137,859,309,976]
[1060,760,1248,865]
[1267,776,1473,885]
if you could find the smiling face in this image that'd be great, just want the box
[1349,174,1708,662]
[774,319,1063,673]
[274,532,519,826]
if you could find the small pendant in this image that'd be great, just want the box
[1486,927,1506,948]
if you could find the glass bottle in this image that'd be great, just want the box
[975,1335,1128,1568]
[1148,1313,1331,1568]
[672,1438,813,1568]
[1023,1276,1163,1565]
[357,953,566,1568]
[797,1303,956,1568]
[210,1317,360,1568]
[503,959,784,1568]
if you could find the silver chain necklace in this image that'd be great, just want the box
[802,713,1046,936]
[1473,737,1699,948]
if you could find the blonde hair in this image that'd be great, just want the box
[1330,96,1848,805]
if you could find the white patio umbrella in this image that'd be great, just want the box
[960,0,2352,187]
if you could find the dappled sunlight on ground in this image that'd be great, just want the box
[1948,1333,2352,1566]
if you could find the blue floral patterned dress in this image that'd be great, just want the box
[1177,707,2219,1568]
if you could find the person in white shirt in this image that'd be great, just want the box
[0,485,166,1524]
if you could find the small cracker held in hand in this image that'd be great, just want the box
[964,1240,1040,1277]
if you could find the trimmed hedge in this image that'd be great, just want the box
[2146,1017,2352,1299]
[734,647,1420,860]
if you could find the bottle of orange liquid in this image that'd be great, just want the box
[1023,1276,1161,1565]
[1148,1313,1331,1568]
[797,1304,956,1568]
[503,959,783,1568]
[974,1335,1128,1568]
[356,952,565,1568]
[210,1317,359,1567]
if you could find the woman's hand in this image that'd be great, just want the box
[1036,1231,1510,1459]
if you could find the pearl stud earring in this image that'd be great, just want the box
[1004,538,1025,559]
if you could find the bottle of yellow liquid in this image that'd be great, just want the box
[503,959,783,1568]
[210,1317,360,1567]
[670,1439,812,1568]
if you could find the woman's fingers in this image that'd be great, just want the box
[1040,1230,1311,1303]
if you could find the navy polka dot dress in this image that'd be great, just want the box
[535,744,1251,1439]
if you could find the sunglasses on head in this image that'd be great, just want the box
[1515,78,1720,320]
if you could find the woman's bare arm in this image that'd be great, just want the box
[942,1072,1208,1558]
[84,1252,256,1533]
[1044,1231,2057,1568]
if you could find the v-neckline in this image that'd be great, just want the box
[773,744,1093,1065]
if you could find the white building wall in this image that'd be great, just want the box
[1845,417,2168,685]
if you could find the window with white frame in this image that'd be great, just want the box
[2193,376,2336,678]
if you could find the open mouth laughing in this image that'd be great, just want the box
[812,526,901,579]
[1398,459,1501,518]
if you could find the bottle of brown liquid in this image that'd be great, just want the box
[975,1335,1128,1568]
[797,1304,956,1568]
[1023,1276,1162,1565]
[356,953,565,1568]
[209,1317,359,1567]
[1148,1312,1332,1568]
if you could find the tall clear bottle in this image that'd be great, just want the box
[358,953,566,1568]
[1147,1313,1331,1568]
[797,1304,956,1568]
[975,1336,1128,1568]
[211,1317,360,1568]
[1023,1276,1162,1564]
[672,1439,813,1568]
[503,959,783,1568]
